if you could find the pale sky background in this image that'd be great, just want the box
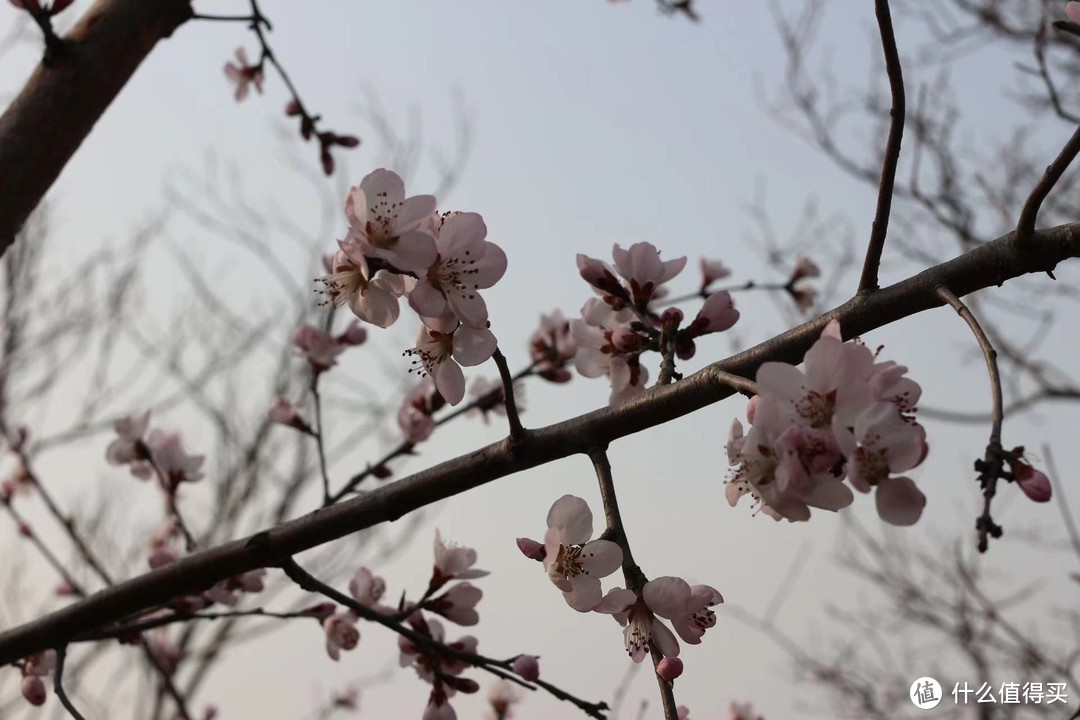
[2,1,1080,719]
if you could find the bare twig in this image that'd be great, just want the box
[859,0,906,294]
[491,348,526,442]
[53,645,87,720]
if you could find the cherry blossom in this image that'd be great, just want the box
[486,679,524,719]
[344,169,437,273]
[1067,1,1080,25]
[511,654,540,681]
[399,615,477,682]
[833,402,927,526]
[349,566,391,611]
[106,410,153,478]
[293,324,348,373]
[145,430,205,488]
[611,242,687,306]
[789,255,820,283]
[425,582,483,626]
[1013,459,1052,502]
[403,317,497,406]
[530,310,577,383]
[423,688,457,720]
[267,398,312,434]
[409,212,507,329]
[686,291,739,337]
[530,495,623,611]
[223,48,264,102]
[571,301,649,404]
[398,377,444,444]
[323,611,360,661]
[316,243,406,327]
[148,628,182,674]
[729,702,762,720]
[468,376,525,423]
[657,656,684,681]
[592,584,680,662]
[20,649,54,705]
[643,576,723,645]
[700,258,731,289]
[431,530,489,590]
[678,707,691,720]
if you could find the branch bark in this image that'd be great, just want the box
[0,223,1078,664]
[0,0,193,257]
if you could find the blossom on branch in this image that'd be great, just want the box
[403,316,497,406]
[224,48,264,102]
[521,495,623,611]
[323,611,360,661]
[345,169,437,273]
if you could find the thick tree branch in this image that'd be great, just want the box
[0,0,194,258]
[0,223,1079,664]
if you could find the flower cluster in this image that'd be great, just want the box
[726,320,928,525]
[106,411,205,489]
[574,242,740,402]
[519,496,722,664]
[315,169,508,405]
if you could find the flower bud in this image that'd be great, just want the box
[657,656,684,682]
[512,654,540,682]
[515,537,546,562]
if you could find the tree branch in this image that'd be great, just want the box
[0,223,1079,664]
[0,0,194,257]
[858,0,906,294]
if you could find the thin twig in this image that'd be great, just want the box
[280,557,608,718]
[2,501,84,597]
[858,0,906,294]
[1017,129,1080,243]
[310,374,333,505]
[491,348,526,441]
[589,449,678,719]
[936,286,1003,553]
[53,646,87,720]
[75,608,319,643]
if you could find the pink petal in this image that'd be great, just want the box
[579,539,623,578]
[434,359,465,406]
[643,577,691,619]
[451,326,496,367]
[875,476,926,526]
[545,495,593,545]
[650,617,681,658]
[564,576,603,612]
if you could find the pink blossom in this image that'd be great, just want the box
[515,537,546,561]
[1014,461,1052,502]
[21,676,45,706]
[344,169,438,273]
[833,403,927,526]
[571,303,649,404]
[468,377,525,423]
[641,576,723,645]
[424,689,458,720]
[686,290,739,338]
[611,242,687,306]
[592,585,680,662]
[576,254,626,300]
[323,611,360,661]
[349,566,390,610]
[267,398,312,434]
[293,324,348,372]
[106,410,153,478]
[148,629,182,674]
[487,679,524,717]
[657,656,684,681]
[223,48,264,102]
[339,320,369,346]
[728,702,762,720]
[333,687,359,709]
[530,310,577,383]
[431,530,489,589]
[700,258,731,288]
[409,212,507,329]
[511,654,540,681]
[789,255,820,283]
[398,377,443,444]
[399,616,477,681]
[404,317,497,406]
[678,707,691,720]
[425,582,483,626]
[145,430,205,488]
[316,243,406,328]
[538,495,623,611]
[1067,1,1080,25]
